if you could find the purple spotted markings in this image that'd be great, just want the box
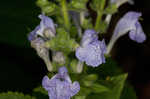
[75,29,106,67]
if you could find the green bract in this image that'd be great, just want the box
[36,0,50,7]
[104,4,118,14]
[90,0,105,12]
[69,0,88,10]
[46,28,78,54]
[82,18,93,29]
[36,0,58,15]
[41,3,57,15]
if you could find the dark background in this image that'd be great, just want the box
[0,0,150,99]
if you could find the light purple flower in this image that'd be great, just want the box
[106,11,146,54]
[31,37,53,71]
[42,66,80,99]
[28,14,56,41]
[110,0,134,7]
[81,29,98,47]
[28,25,40,41]
[113,11,146,43]
[36,14,56,38]
[75,29,106,67]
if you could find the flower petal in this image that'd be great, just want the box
[36,14,56,37]
[81,29,98,46]
[113,11,141,38]
[70,81,80,97]
[28,25,40,41]
[42,76,55,90]
[56,80,71,99]
[76,29,106,67]
[129,22,146,43]
[85,41,103,67]
[42,67,80,99]
[58,66,68,74]
[75,47,87,62]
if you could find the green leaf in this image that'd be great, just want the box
[77,87,92,96]
[104,4,118,14]
[32,86,48,99]
[87,74,128,99]
[33,86,48,95]
[0,92,35,99]
[120,83,137,99]
[82,74,98,87]
[83,74,98,81]
[110,73,128,99]
[88,58,123,79]
[74,95,86,99]
[46,28,78,54]
[90,83,110,93]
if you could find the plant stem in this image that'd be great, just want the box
[94,0,106,31]
[61,0,70,30]
[106,35,118,55]
[80,11,85,27]
[70,11,82,37]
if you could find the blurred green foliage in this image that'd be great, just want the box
[0,92,35,99]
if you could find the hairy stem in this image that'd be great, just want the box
[94,0,106,31]
[61,0,70,30]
